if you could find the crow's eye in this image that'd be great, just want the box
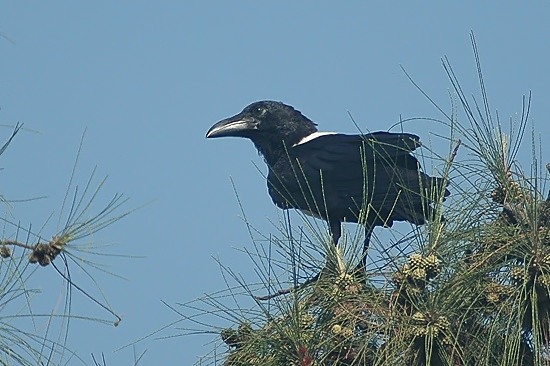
[256,107,267,116]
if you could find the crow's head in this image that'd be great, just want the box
[206,101,318,161]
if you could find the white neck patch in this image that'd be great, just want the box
[293,131,338,146]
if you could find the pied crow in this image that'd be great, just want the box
[206,101,449,266]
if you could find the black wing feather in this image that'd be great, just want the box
[267,132,448,228]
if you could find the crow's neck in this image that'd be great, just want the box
[253,120,317,166]
[253,139,292,167]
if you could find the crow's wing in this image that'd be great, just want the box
[267,132,446,227]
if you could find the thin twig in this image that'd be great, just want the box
[0,239,34,250]
[450,139,462,164]
[254,272,321,301]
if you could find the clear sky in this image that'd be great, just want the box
[1,2,549,365]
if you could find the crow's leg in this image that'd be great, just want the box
[330,221,341,246]
[326,220,344,274]
[362,228,373,267]
[352,227,372,277]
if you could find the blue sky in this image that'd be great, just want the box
[1,2,549,365]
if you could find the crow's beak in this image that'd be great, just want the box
[206,113,257,139]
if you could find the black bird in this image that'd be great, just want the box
[207,101,449,266]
